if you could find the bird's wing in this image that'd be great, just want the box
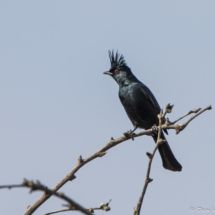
[138,83,168,135]
[139,83,161,115]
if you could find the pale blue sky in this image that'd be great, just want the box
[0,1,214,215]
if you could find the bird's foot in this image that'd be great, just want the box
[123,130,136,141]
[151,125,158,136]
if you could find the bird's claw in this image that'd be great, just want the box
[151,125,158,136]
[123,130,136,140]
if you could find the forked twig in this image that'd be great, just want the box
[133,105,212,215]
[0,179,91,215]
[43,200,112,215]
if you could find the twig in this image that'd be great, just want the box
[172,108,201,125]
[89,199,112,212]
[43,208,71,215]
[133,105,212,215]
[163,105,212,134]
[23,105,211,215]
[133,109,166,215]
[0,179,91,215]
[44,200,112,215]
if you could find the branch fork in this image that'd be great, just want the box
[133,104,212,215]
[0,104,211,215]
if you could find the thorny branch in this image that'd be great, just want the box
[0,105,211,215]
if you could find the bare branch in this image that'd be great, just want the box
[133,105,212,215]
[23,105,211,215]
[133,109,166,215]
[172,108,201,125]
[44,200,112,215]
[163,105,212,134]
[43,208,71,215]
[0,179,91,215]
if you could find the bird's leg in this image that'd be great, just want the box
[131,125,138,133]
[130,125,138,140]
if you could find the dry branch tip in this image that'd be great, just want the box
[147,178,153,183]
[146,152,152,159]
[165,103,174,114]
[78,155,83,164]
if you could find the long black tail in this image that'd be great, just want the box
[152,131,182,172]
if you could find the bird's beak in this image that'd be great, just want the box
[103,71,112,75]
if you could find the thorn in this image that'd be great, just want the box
[69,175,76,181]
[111,137,114,141]
[26,205,31,209]
[78,155,83,164]
[146,152,152,159]
[147,178,153,183]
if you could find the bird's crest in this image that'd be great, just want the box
[109,50,127,69]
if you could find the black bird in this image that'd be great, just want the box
[104,51,182,172]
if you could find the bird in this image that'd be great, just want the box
[103,50,182,172]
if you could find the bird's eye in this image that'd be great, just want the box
[114,70,119,74]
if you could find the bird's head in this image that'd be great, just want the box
[104,50,132,85]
